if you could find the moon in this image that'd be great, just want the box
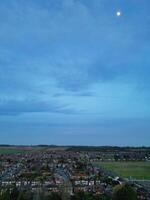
[116,11,121,16]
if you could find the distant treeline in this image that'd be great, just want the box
[0,145,150,152]
[66,146,150,152]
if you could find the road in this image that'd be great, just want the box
[55,167,73,197]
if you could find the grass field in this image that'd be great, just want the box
[0,146,67,154]
[94,161,150,180]
[0,147,30,154]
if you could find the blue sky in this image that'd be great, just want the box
[0,0,150,146]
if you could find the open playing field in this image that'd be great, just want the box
[95,161,150,180]
[0,146,67,154]
[0,146,37,154]
[0,147,27,154]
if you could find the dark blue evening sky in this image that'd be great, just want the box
[0,0,150,146]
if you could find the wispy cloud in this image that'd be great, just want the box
[0,99,74,115]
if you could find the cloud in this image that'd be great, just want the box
[0,0,150,116]
[0,0,150,145]
[0,0,150,93]
[0,99,74,115]
[53,91,94,97]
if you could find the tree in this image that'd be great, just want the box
[71,192,110,200]
[0,190,11,200]
[112,184,137,200]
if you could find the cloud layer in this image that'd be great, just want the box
[0,0,150,145]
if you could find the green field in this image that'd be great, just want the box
[0,148,28,154]
[95,161,150,180]
[0,146,68,155]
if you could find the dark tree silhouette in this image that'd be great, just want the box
[112,184,137,200]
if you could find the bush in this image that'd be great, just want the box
[112,184,137,200]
